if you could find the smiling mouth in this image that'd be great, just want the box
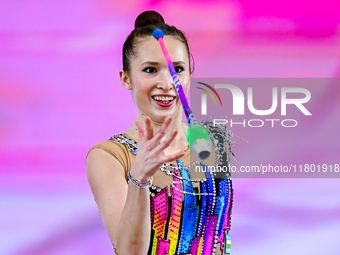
[152,95,176,104]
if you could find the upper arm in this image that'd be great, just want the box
[85,148,128,242]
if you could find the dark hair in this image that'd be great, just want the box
[122,11,194,74]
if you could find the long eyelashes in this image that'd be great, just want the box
[175,66,185,73]
[143,67,157,73]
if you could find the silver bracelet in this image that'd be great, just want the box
[127,171,153,188]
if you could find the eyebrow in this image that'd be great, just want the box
[173,61,186,65]
[141,61,186,66]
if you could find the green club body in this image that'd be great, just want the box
[187,123,212,160]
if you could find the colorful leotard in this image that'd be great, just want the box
[87,121,235,255]
[149,161,232,255]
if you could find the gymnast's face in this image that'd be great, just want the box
[121,36,190,123]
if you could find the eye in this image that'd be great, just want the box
[175,66,185,73]
[143,67,157,74]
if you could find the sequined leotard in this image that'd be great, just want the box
[88,121,234,255]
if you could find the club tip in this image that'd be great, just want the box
[198,150,211,160]
[153,28,164,40]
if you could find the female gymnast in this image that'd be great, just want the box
[86,10,234,255]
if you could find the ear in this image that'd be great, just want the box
[119,69,131,90]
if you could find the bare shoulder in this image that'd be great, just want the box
[86,148,127,200]
[87,146,126,175]
[86,147,125,174]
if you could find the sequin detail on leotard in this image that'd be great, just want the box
[110,129,234,255]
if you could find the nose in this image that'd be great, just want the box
[157,69,174,92]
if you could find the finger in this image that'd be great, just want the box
[156,128,178,151]
[145,116,154,140]
[161,150,186,163]
[151,115,172,145]
[135,121,146,141]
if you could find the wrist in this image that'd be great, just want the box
[129,167,152,183]
[128,170,153,188]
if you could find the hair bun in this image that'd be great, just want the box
[134,11,165,29]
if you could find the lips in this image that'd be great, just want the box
[152,95,176,107]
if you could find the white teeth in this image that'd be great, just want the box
[153,96,175,102]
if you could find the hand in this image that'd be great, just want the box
[130,115,185,183]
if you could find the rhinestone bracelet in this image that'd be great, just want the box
[127,171,153,188]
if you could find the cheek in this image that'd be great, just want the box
[132,80,151,102]
[134,76,150,92]
[181,76,190,94]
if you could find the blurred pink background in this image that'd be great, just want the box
[1,0,340,254]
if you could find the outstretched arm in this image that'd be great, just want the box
[86,116,185,255]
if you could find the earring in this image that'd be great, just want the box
[127,85,130,89]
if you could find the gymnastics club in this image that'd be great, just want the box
[153,28,212,160]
